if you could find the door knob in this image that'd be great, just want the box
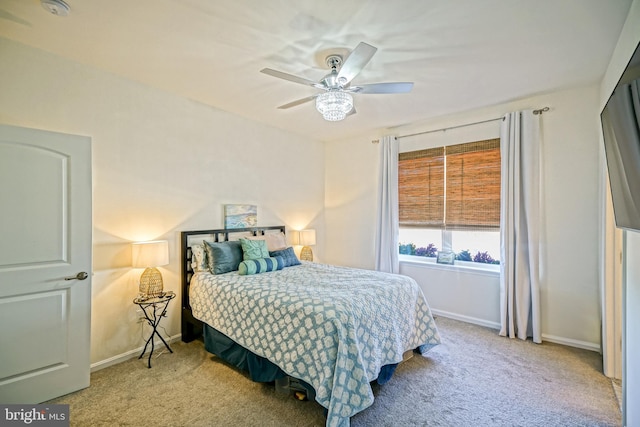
[64,271,89,281]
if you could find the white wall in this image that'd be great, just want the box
[599,1,640,425]
[0,37,325,366]
[323,129,381,269]
[400,261,500,329]
[325,83,604,350]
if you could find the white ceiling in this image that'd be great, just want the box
[0,0,633,142]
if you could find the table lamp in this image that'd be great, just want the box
[132,240,169,297]
[299,229,316,262]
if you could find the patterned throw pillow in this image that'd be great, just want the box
[191,244,208,272]
[269,247,301,267]
[203,240,244,274]
[239,238,270,260]
[245,232,287,251]
[238,256,285,275]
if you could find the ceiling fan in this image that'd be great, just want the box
[260,42,414,121]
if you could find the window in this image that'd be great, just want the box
[398,139,501,265]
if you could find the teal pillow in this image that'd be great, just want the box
[240,238,270,260]
[269,247,301,267]
[203,240,243,274]
[238,256,285,275]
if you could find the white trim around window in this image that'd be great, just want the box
[399,254,499,277]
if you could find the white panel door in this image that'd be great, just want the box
[0,124,92,403]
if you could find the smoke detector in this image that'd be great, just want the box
[41,0,70,17]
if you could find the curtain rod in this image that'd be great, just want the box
[371,106,549,143]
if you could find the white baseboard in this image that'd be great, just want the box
[90,318,601,373]
[431,309,500,330]
[541,333,601,353]
[90,334,182,372]
[432,310,601,353]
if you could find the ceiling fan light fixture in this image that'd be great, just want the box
[315,91,353,121]
[262,42,412,119]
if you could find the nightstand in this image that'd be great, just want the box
[133,291,175,368]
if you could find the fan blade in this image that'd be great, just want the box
[336,42,377,85]
[350,82,414,94]
[277,95,318,109]
[261,68,323,88]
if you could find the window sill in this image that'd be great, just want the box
[399,255,500,277]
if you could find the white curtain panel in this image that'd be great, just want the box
[375,135,399,273]
[499,110,542,343]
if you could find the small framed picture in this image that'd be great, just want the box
[436,251,455,265]
[224,204,257,229]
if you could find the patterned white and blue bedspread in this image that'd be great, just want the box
[190,262,441,427]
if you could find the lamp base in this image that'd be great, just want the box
[300,246,313,262]
[139,267,164,297]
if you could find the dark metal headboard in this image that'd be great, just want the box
[180,225,286,342]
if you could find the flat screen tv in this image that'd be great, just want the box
[601,42,640,232]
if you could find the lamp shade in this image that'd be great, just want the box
[132,240,169,268]
[299,229,316,246]
[132,240,169,297]
[289,230,300,246]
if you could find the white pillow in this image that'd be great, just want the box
[245,232,287,252]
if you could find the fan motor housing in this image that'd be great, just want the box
[325,55,343,69]
[322,55,343,88]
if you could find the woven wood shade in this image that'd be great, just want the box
[399,147,444,227]
[399,139,501,230]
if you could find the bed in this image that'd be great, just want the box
[181,226,441,427]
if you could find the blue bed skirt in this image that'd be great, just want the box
[202,324,399,386]
[203,324,287,383]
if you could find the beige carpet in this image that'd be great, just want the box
[48,317,621,426]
